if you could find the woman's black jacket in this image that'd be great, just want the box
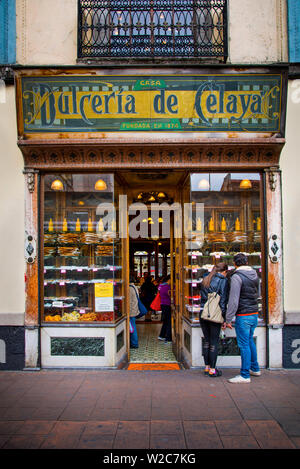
[200,272,229,318]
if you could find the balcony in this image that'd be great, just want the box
[78,0,228,63]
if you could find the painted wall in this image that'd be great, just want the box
[16,0,77,65]
[281,80,300,317]
[15,0,288,65]
[0,85,25,317]
[229,0,288,64]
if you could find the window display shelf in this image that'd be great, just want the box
[44,279,123,285]
[184,173,264,323]
[44,265,122,272]
[184,279,203,284]
[42,173,124,324]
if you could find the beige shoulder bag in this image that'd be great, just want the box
[201,280,224,324]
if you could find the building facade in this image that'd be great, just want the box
[0,0,299,370]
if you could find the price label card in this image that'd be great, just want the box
[95,282,114,312]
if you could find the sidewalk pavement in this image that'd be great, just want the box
[0,368,299,450]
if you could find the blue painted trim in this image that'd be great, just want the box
[0,0,16,64]
[287,0,300,63]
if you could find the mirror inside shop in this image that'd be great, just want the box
[184,173,263,323]
[42,172,264,324]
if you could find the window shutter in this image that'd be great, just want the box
[288,0,300,63]
[0,0,16,64]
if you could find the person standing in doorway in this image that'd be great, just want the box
[223,253,261,383]
[140,274,157,322]
[158,275,172,344]
[200,263,229,377]
[129,276,140,349]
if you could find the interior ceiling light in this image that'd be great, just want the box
[94,179,107,191]
[198,179,210,190]
[51,179,64,191]
[158,217,164,223]
[134,191,171,203]
[239,179,252,189]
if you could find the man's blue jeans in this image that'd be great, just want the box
[235,314,260,379]
[129,317,138,347]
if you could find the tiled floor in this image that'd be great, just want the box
[129,322,177,363]
[0,368,299,450]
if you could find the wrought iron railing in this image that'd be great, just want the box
[78,0,227,61]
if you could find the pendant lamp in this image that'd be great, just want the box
[51,179,64,191]
[198,179,210,190]
[239,179,252,189]
[95,179,107,191]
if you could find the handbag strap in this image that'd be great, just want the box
[210,277,222,298]
[206,278,222,316]
[130,284,139,301]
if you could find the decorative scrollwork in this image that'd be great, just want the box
[24,170,36,193]
[78,0,227,60]
[268,169,278,192]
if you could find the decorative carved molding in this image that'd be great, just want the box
[23,169,38,193]
[266,167,280,192]
[19,141,284,170]
[18,0,27,64]
[269,233,281,263]
[0,66,14,84]
[276,0,288,62]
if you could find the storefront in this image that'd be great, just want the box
[15,67,287,369]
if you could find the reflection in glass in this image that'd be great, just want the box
[43,174,123,323]
[185,173,263,324]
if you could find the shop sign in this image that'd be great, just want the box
[19,74,283,134]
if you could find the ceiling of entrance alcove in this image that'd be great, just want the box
[119,170,187,189]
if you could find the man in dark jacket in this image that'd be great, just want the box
[224,253,261,383]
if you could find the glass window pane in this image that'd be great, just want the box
[185,173,263,323]
[43,174,123,323]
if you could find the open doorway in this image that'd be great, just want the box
[129,238,177,364]
[119,170,187,365]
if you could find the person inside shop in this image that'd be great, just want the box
[153,277,161,289]
[223,253,261,383]
[158,275,172,344]
[200,262,229,377]
[129,275,140,349]
[140,273,157,322]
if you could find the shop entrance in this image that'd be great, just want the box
[120,170,187,366]
[40,169,265,369]
[129,238,178,365]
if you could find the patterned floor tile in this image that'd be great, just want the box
[130,324,177,363]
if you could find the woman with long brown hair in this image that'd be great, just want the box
[200,262,229,377]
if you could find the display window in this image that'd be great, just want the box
[184,172,264,323]
[42,173,124,324]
